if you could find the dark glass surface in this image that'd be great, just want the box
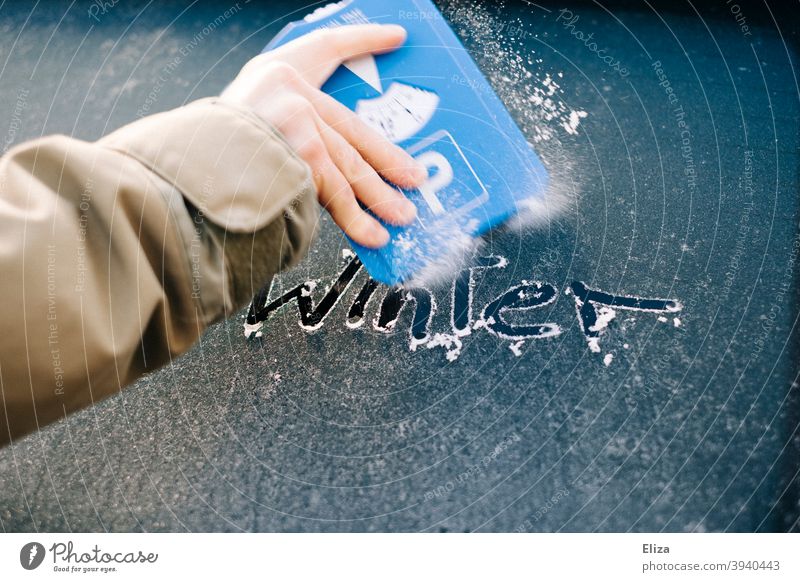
[0,0,797,532]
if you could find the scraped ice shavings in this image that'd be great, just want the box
[586,306,617,352]
[244,321,263,339]
[590,306,618,333]
[425,332,463,362]
[301,281,317,297]
[509,340,525,356]
[565,279,683,357]
[471,315,495,331]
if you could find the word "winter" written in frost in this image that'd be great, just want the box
[244,255,681,360]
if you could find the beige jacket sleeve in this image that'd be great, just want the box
[0,97,318,446]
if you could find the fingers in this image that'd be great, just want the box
[257,24,427,188]
[315,157,391,249]
[303,139,390,249]
[264,70,421,238]
[321,23,408,62]
[287,76,426,188]
[301,87,427,188]
[316,115,417,227]
[273,97,390,248]
[267,24,407,88]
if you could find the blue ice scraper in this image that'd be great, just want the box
[265,0,549,285]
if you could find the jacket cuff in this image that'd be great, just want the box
[99,97,314,233]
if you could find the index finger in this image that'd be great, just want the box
[269,24,408,88]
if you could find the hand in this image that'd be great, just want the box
[221,24,426,248]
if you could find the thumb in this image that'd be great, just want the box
[269,23,407,88]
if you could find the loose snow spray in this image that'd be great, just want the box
[453,0,586,229]
[403,1,588,287]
